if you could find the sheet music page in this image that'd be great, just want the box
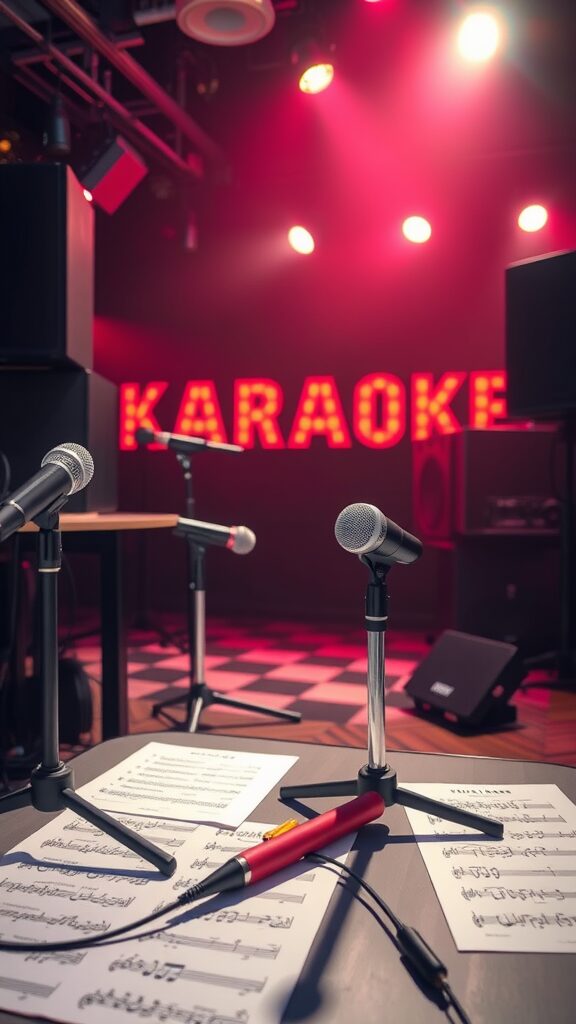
[0,810,355,1024]
[402,783,576,953]
[78,743,298,826]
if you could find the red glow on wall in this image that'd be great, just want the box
[287,376,352,448]
[173,381,227,442]
[353,373,406,448]
[410,372,467,440]
[119,381,168,450]
[234,379,285,449]
[469,370,507,428]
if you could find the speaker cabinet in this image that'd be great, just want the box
[413,427,558,541]
[434,534,560,656]
[404,630,524,730]
[506,250,576,419]
[0,163,93,369]
[0,370,117,512]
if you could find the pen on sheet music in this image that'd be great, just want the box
[178,791,385,903]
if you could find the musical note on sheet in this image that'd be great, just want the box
[77,743,298,826]
[403,783,576,952]
[0,809,356,1024]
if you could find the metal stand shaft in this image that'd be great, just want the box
[280,563,503,838]
[0,512,176,877]
[153,454,301,731]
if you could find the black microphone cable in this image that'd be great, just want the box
[0,853,471,1023]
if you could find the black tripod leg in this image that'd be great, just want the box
[280,779,358,799]
[61,789,177,876]
[395,786,503,838]
[209,692,302,723]
[0,783,32,812]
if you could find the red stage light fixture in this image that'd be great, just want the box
[517,204,548,233]
[291,41,334,94]
[81,136,148,215]
[456,10,502,62]
[402,216,432,244]
[288,225,315,254]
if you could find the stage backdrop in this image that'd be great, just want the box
[92,128,575,628]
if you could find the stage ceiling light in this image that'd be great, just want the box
[175,0,275,45]
[518,204,548,233]
[456,10,502,62]
[402,216,432,244]
[43,92,71,159]
[291,40,335,94]
[81,136,148,215]
[288,225,315,254]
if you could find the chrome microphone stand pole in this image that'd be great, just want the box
[280,558,503,838]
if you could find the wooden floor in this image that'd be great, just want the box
[79,618,576,769]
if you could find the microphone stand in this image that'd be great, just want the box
[153,453,301,732]
[0,507,176,877]
[280,558,503,838]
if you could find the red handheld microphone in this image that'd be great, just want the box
[184,791,385,902]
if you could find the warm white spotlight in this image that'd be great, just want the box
[299,62,334,95]
[402,216,432,244]
[457,10,502,63]
[288,225,315,254]
[518,204,548,233]
[83,189,93,202]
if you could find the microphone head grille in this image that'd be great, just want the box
[232,526,256,555]
[334,503,386,554]
[42,443,94,495]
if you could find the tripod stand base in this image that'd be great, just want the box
[0,761,177,876]
[280,764,503,838]
[153,682,302,733]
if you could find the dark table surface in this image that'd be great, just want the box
[1,733,575,1024]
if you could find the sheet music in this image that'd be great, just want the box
[78,743,298,826]
[403,783,576,952]
[0,810,355,1024]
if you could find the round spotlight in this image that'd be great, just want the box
[518,204,548,233]
[288,225,315,255]
[457,11,502,63]
[292,40,334,95]
[83,189,94,202]
[402,216,432,244]
[299,62,334,94]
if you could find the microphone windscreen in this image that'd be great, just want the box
[231,526,257,555]
[41,443,94,495]
[136,427,155,445]
[334,503,386,554]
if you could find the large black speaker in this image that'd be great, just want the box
[0,369,117,512]
[404,630,524,730]
[434,535,561,655]
[412,426,558,542]
[506,249,576,418]
[0,163,93,369]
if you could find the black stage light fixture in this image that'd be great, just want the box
[81,135,148,214]
[290,37,335,94]
[43,92,71,159]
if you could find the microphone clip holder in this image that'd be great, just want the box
[0,511,176,878]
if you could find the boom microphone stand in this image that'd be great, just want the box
[152,447,301,732]
[280,504,503,839]
[0,507,176,877]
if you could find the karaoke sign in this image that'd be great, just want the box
[119,371,508,451]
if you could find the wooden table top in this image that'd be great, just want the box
[21,512,179,532]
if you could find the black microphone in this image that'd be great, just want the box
[136,427,244,455]
[335,503,422,566]
[174,516,256,554]
[0,443,94,542]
